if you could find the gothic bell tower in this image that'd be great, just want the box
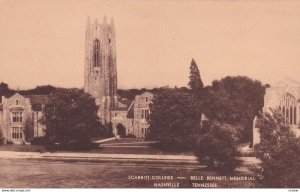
[84,16,118,123]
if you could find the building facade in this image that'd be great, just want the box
[111,92,154,138]
[83,16,154,138]
[253,77,300,145]
[0,16,153,144]
[133,92,153,138]
[0,93,46,144]
[84,16,118,123]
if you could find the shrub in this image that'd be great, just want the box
[194,122,242,173]
[0,129,4,145]
[30,137,48,145]
[152,135,195,152]
[124,134,136,138]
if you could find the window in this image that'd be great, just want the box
[16,100,19,105]
[93,39,101,67]
[145,97,148,102]
[279,93,297,125]
[141,109,150,119]
[12,112,22,122]
[12,127,23,139]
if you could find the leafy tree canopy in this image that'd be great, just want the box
[148,88,196,151]
[42,88,101,150]
[202,76,266,142]
[117,87,170,100]
[0,82,15,101]
[194,122,242,173]
[253,109,300,188]
[20,85,58,95]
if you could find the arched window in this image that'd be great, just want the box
[279,93,297,125]
[93,39,101,67]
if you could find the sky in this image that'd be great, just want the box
[0,0,300,90]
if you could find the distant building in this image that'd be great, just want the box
[0,93,47,144]
[253,77,300,145]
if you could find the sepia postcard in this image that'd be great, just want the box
[0,0,300,191]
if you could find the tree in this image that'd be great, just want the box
[188,59,204,132]
[20,85,57,95]
[148,88,196,151]
[24,118,34,142]
[202,76,266,142]
[188,59,204,93]
[0,82,15,102]
[42,88,101,150]
[253,109,300,187]
[194,122,242,173]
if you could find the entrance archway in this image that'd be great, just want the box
[116,123,126,138]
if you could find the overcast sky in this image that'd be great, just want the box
[0,0,300,89]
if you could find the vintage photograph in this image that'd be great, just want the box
[0,0,300,190]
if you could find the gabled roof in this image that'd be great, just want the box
[10,93,26,99]
[274,77,300,87]
[114,98,134,111]
[127,101,134,118]
[136,91,153,97]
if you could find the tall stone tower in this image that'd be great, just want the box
[84,16,118,123]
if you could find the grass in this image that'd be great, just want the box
[0,144,46,152]
[0,143,195,156]
[0,158,255,188]
[0,140,255,157]
[102,138,145,144]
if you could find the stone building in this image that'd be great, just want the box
[0,93,47,144]
[0,16,154,144]
[110,92,154,138]
[111,98,134,136]
[84,16,118,123]
[133,92,153,138]
[253,77,300,145]
[83,16,154,138]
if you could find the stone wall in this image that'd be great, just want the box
[0,94,45,144]
[253,78,300,146]
[133,92,154,138]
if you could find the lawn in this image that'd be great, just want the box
[0,138,195,156]
[0,144,46,152]
[0,143,194,155]
[0,139,253,157]
[0,158,255,188]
